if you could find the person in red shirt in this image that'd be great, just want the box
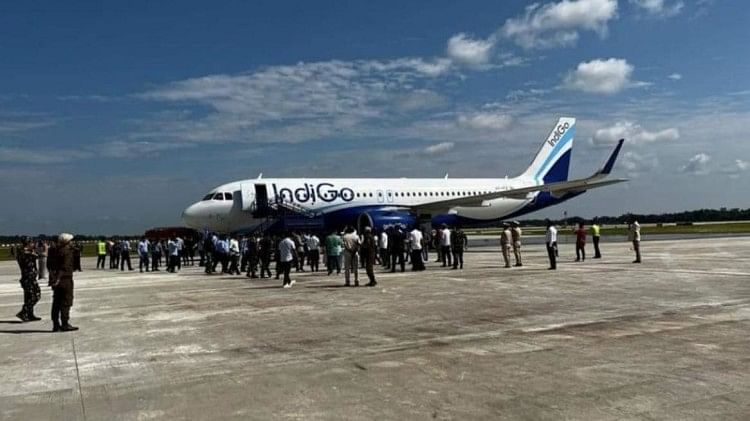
[574,222,587,262]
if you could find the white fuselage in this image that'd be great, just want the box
[182,176,538,233]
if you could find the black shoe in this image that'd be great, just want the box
[16,311,29,322]
[633,260,641,263]
[345,282,350,287]
[366,282,377,287]
[60,324,79,332]
[27,313,41,321]
[52,325,61,332]
[354,282,360,287]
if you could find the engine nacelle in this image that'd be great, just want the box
[357,209,417,232]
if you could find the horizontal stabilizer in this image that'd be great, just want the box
[415,137,627,212]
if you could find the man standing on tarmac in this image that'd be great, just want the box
[451,226,467,270]
[278,232,297,288]
[96,238,107,269]
[591,219,602,258]
[545,219,558,270]
[362,227,378,287]
[500,223,512,268]
[342,226,361,286]
[138,237,151,273]
[628,216,642,263]
[511,221,523,267]
[50,233,78,332]
[409,226,425,271]
[440,224,452,268]
[120,238,133,271]
[574,222,586,262]
[389,227,406,272]
[325,229,342,275]
[379,229,389,269]
[16,238,41,322]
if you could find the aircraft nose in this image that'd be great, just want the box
[182,202,202,229]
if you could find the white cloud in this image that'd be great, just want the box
[446,33,494,66]
[0,146,91,164]
[563,58,639,94]
[592,121,679,145]
[456,112,513,131]
[394,90,447,112]
[500,0,618,49]
[425,142,455,155]
[630,0,684,18]
[619,151,659,177]
[0,119,56,133]
[99,141,191,159]
[723,159,749,178]
[136,58,458,145]
[680,153,711,175]
[668,73,682,80]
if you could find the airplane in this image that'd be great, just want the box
[181,117,626,234]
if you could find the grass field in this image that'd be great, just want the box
[464,222,750,236]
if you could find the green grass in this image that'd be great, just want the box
[466,222,750,236]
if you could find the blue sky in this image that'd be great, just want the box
[1,0,748,234]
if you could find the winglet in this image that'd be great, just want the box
[596,138,624,175]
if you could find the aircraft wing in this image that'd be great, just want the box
[415,139,626,212]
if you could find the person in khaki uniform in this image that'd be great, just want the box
[500,223,512,268]
[510,221,523,267]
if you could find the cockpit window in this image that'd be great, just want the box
[213,193,225,200]
[224,192,233,200]
[202,194,213,201]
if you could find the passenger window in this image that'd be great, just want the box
[213,193,224,200]
[224,192,233,200]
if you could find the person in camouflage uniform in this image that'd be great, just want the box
[16,238,41,322]
[49,233,78,332]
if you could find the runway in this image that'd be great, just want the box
[1,237,749,420]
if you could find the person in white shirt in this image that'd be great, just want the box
[545,219,558,270]
[409,228,425,271]
[379,230,389,269]
[307,234,320,272]
[137,237,150,273]
[440,224,452,268]
[342,227,361,286]
[627,216,642,263]
[228,236,241,275]
[278,233,297,288]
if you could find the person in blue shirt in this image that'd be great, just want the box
[137,237,150,273]
[120,239,133,271]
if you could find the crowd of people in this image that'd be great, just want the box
[10,217,643,332]
[190,223,468,288]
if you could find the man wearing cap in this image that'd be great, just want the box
[511,221,523,267]
[16,238,41,322]
[50,233,78,331]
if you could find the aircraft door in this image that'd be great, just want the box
[377,190,385,204]
[254,184,270,217]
